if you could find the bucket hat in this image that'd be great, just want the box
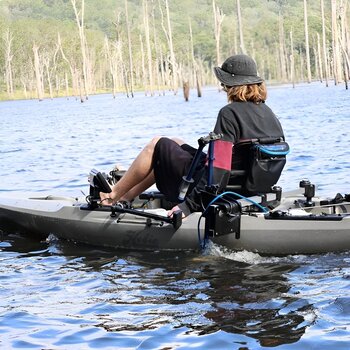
[214,54,263,87]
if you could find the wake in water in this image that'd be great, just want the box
[202,240,341,266]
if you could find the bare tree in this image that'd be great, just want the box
[189,18,202,97]
[71,0,89,100]
[43,51,53,99]
[64,72,69,98]
[278,13,288,81]
[316,33,323,82]
[321,0,329,86]
[236,0,246,54]
[139,34,147,95]
[32,43,44,101]
[159,0,178,94]
[143,0,154,96]
[3,29,14,98]
[290,29,295,88]
[57,32,81,101]
[304,0,312,83]
[339,0,350,88]
[213,0,225,66]
[312,42,320,82]
[331,0,342,84]
[104,36,122,98]
[44,43,60,99]
[151,6,165,95]
[124,0,134,97]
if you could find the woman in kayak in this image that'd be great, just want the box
[100,54,285,216]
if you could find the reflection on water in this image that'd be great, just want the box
[1,83,350,349]
[0,235,310,349]
[2,233,349,349]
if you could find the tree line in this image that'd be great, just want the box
[0,0,349,102]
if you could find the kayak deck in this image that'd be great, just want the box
[0,187,350,255]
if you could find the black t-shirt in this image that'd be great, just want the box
[179,100,285,214]
[213,101,284,142]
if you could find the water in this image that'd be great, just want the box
[0,83,350,349]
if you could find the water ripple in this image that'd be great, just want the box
[1,83,350,349]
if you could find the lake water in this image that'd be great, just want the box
[0,83,350,349]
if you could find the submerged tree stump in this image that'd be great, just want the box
[183,81,190,101]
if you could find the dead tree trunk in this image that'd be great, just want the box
[65,72,69,99]
[213,0,225,66]
[279,13,287,81]
[316,33,323,82]
[159,0,177,94]
[57,32,76,100]
[321,0,329,86]
[104,36,120,98]
[139,34,147,95]
[236,0,245,54]
[290,29,295,88]
[124,0,134,97]
[71,0,89,100]
[151,7,164,95]
[32,43,44,101]
[43,56,54,99]
[3,29,14,98]
[20,78,28,99]
[110,12,123,97]
[315,34,322,83]
[313,44,320,82]
[183,81,189,101]
[143,0,154,96]
[189,18,202,97]
[166,0,177,94]
[339,0,350,88]
[304,0,312,83]
[44,44,59,100]
[331,0,342,84]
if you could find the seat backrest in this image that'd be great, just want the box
[178,133,289,202]
[213,138,289,195]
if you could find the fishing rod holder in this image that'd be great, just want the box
[298,179,315,207]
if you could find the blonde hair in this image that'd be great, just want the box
[226,82,267,103]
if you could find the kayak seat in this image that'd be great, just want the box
[211,137,290,196]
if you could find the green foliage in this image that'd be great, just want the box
[0,0,343,99]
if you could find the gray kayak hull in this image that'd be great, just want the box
[1,192,350,255]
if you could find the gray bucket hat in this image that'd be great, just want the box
[214,54,263,87]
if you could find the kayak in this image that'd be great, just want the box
[0,171,349,255]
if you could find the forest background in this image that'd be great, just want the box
[0,0,349,102]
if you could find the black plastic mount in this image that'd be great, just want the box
[299,179,315,207]
[203,198,241,239]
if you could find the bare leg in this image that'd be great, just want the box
[120,137,185,201]
[100,137,161,203]
[120,170,155,201]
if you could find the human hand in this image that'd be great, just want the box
[167,205,186,218]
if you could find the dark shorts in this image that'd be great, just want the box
[153,137,205,202]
